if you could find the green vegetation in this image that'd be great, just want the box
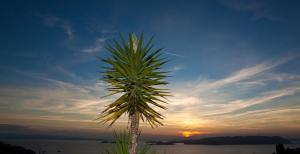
[104,130,155,154]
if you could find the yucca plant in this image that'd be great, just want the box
[99,33,170,154]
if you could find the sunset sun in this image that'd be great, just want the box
[180,131,208,138]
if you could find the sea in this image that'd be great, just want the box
[2,139,300,154]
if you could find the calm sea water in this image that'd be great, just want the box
[2,139,300,154]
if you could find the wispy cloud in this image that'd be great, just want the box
[220,0,279,21]
[0,67,110,117]
[203,85,300,116]
[192,54,298,94]
[164,51,184,58]
[82,37,106,53]
[212,106,300,133]
[170,65,185,74]
[43,15,74,40]
[0,80,109,124]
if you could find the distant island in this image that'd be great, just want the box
[149,136,291,145]
[101,140,116,143]
[147,141,175,145]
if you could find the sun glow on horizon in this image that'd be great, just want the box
[179,131,209,138]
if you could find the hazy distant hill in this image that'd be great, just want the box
[150,136,291,145]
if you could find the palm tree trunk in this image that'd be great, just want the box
[129,112,139,154]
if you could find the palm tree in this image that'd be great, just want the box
[99,33,170,154]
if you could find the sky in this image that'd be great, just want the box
[0,0,300,139]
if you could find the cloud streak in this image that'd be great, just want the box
[202,85,300,117]
[192,54,299,94]
[220,0,279,20]
[82,37,106,53]
[43,15,74,40]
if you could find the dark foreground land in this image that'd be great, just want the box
[273,144,300,154]
[0,141,35,154]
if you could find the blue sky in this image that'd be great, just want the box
[0,0,300,139]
